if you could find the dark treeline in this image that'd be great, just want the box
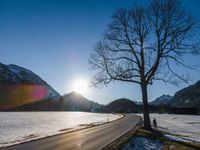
[137,104,199,115]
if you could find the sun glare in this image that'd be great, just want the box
[72,78,89,95]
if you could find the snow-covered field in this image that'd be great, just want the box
[122,114,200,150]
[149,114,200,143]
[0,112,121,148]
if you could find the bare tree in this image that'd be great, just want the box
[89,0,199,130]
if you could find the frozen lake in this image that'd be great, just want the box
[0,112,121,148]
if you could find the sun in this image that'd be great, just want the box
[71,78,89,95]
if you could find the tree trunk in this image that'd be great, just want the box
[141,83,152,130]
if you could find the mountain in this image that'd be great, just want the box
[59,92,103,111]
[12,97,62,111]
[134,101,143,105]
[150,94,172,105]
[169,81,200,109]
[13,91,103,111]
[104,98,138,113]
[0,63,60,110]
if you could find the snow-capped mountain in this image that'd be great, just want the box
[150,94,172,105]
[0,63,46,84]
[150,81,200,109]
[133,101,143,105]
[169,81,200,109]
[0,63,60,110]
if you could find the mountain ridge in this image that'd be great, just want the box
[12,91,103,111]
[169,81,200,109]
[150,94,172,105]
[104,98,138,113]
[0,62,60,110]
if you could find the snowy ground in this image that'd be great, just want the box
[0,112,121,148]
[122,114,200,150]
[121,136,162,150]
[147,114,200,143]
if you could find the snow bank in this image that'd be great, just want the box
[121,136,162,150]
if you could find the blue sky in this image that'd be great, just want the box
[0,0,200,104]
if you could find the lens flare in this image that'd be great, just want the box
[72,78,88,95]
[0,84,48,110]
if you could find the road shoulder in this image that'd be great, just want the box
[102,115,143,150]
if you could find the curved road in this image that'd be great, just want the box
[1,114,140,150]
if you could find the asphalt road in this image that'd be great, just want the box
[1,114,140,150]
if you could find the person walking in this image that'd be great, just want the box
[153,118,157,130]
